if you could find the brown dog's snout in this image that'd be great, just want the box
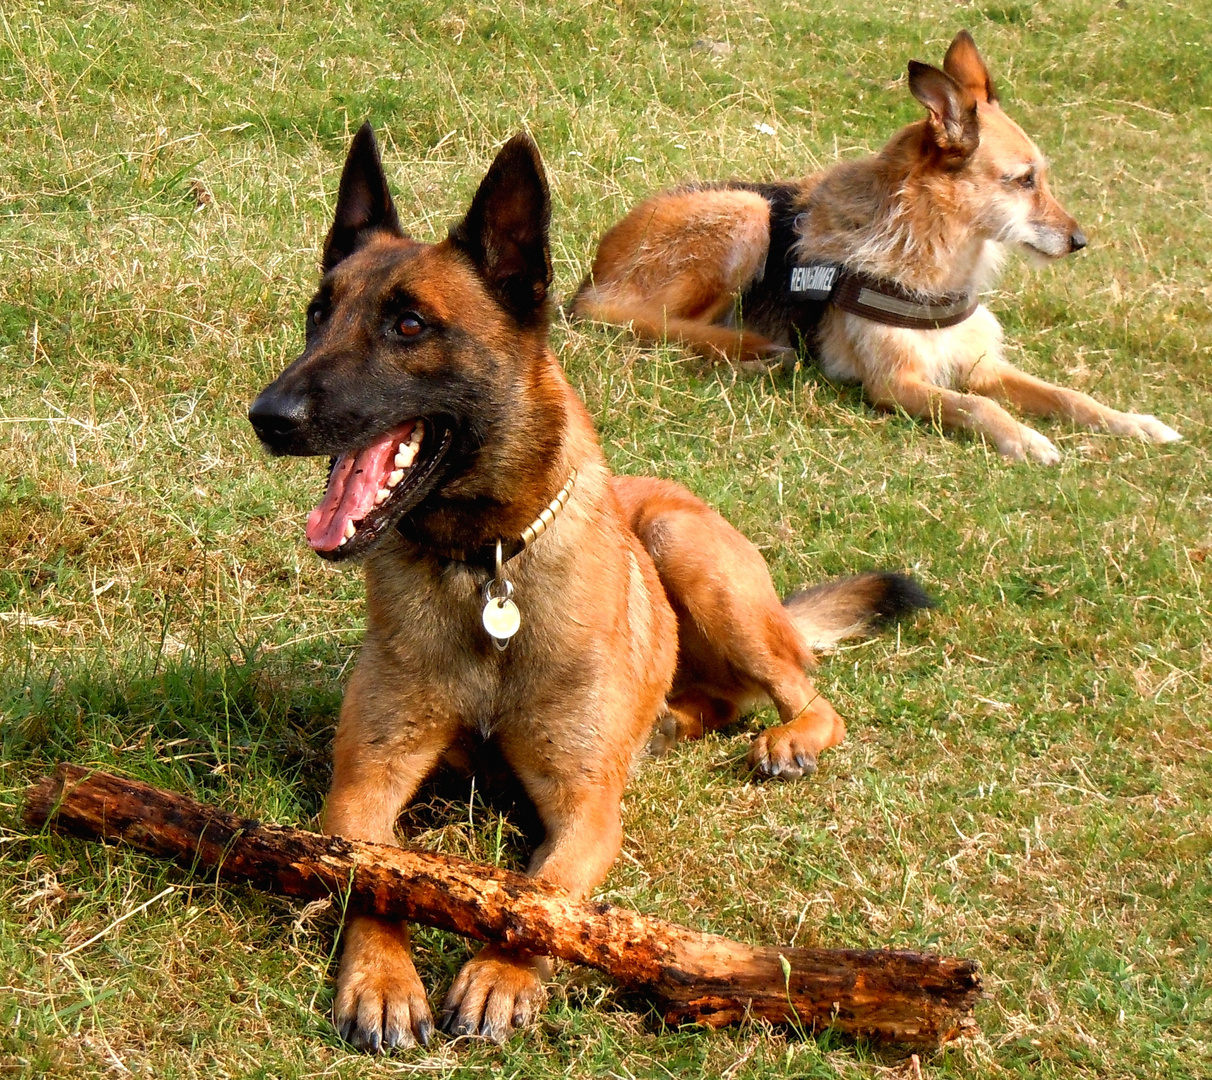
[1069,228,1087,253]
[248,387,310,448]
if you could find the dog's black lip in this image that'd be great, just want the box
[314,420,455,563]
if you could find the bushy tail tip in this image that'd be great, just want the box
[783,571,935,651]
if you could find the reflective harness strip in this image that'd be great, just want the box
[788,261,978,331]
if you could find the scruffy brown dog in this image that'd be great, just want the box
[572,31,1181,463]
[249,127,931,1050]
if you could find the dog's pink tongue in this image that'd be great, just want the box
[305,425,413,551]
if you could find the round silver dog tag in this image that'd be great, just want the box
[482,596,521,642]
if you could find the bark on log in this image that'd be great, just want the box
[24,763,980,1048]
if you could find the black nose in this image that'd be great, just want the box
[1069,229,1087,253]
[248,389,310,444]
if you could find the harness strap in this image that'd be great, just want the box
[788,260,978,331]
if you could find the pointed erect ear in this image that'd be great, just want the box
[448,133,552,324]
[321,122,404,274]
[943,30,998,105]
[908,60,980,164]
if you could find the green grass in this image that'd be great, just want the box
[2,0,1210,1076]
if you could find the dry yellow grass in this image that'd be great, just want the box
[2,1,1209,1077]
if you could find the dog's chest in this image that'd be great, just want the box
[365,552,601,736]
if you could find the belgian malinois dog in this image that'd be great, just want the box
[572,31,1181,463]
[248,127,932,1050]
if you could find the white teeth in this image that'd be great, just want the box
[343,520,356,540]
[395,424,423,467]
[376,424,423,500]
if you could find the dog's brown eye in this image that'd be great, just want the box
[310,305,326,327]
[397,313,425,337]
[1003,171,1036,190]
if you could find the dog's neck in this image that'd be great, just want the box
[397,356,599,558]
[796,124,1002,296]
[398,469,578,575]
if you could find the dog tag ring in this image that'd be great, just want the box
[483,541,520,648]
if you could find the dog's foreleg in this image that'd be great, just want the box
[440,756,629,1042]
[323,665,460,1053]
[962,358,1181,445]
[868,372,1061,464]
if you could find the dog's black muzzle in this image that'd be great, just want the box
[248,384,312,454]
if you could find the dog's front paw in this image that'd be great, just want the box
[999,425,1060,465]
[748,726,819,780]
[646,711,680,758]
[333,920,433,1053]
[440,946,549,1043]
[1110,412,1182,444]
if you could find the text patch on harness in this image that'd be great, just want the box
[788,262,840,301]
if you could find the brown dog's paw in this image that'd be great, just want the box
[997,424,1060,465]
[646,712,680,757]
[333,953,433,1053]
[439,946,549,1043]
[748,726,819,780]
[761,342,799,371]
[1109,412,1182,444]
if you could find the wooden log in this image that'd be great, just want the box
[23,763,980,1048]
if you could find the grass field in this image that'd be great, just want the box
[1,1,1209,1076]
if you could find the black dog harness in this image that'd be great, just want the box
[787,261,977,330]
[731,182,978,349]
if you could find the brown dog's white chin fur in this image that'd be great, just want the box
[572,30,1181,462]
[1017,243,1058,267]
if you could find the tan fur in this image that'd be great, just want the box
[613,476,846,777]
[572,31,1181,462]
[321,363,678,1046]
[252,132,929,1050]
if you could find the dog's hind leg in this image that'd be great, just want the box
[651,689,738,751]
[575,290,785,370]
[747,679,847,781]
[961,357,1181,444]
[323,660,462,1053]
[572,187,783,368]
[613,474,847,780]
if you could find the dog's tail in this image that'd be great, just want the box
[784,571,935,651]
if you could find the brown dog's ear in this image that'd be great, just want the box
[448,132,552,325]
[321,122,404,274]
[908,60,980,164]
[943,30,998,105]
